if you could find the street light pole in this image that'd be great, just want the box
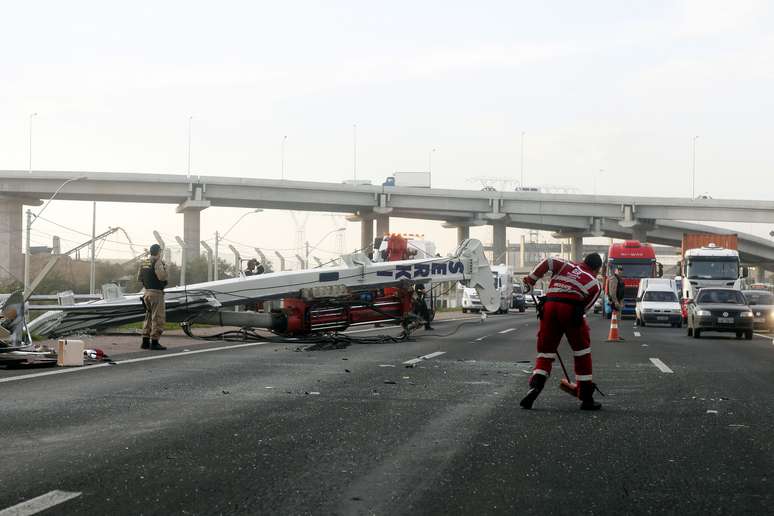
[353,124,357,181]
[281,135,288,180]
[24,176,86,295]
[214,209,262,279]
[28,112,38,174]
[428,148,436,186]
[520,131,525,187]
[305,228,345,268]
[187,116,193,178]
[691,135,699,199]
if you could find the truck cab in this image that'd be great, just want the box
[682,245,746,301]
[603,240,660,318]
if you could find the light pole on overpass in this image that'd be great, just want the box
[428,147,437,186]
[28,112,38,174]
[691,135,699,199]
[24,176,86,295]
[281,135,288,180]
[187,115,193,179]
[520,131,525,187]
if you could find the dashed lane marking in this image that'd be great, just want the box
[402,351,446,366]
[498,328,516,334]
[0,342,270,384]
[474,336,488,341]
[649,357,674,374]
[634,331,641,337]
[0,490,81,516]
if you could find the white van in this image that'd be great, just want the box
[635,278,682,327]
[462,265,512,314]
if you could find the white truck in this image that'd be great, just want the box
[462,264,512,314]
[383,171,431,188]
[682,245,747,301]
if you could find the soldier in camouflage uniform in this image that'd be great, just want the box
[138,243,168,350]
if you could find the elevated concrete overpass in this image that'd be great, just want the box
[2,170,773,282]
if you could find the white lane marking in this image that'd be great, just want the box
[754,333,774,342]
[474,336,488,341]
[114,342,268,365]
[498,328,516,334]
[0,342,269,384]
[649,358,674,374]
[342,316,479,334]
[0,490,81,516]
[402,351,446,366]
[634,331,641,337]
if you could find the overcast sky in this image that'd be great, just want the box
[2,0,773,263]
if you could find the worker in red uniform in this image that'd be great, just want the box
[520,252,603,411]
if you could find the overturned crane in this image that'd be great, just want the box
[27,239,499,339]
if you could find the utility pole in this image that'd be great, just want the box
[305,241,310,269]
[214,231,220,280]
[90,201,97,294]
[24,210,32,293]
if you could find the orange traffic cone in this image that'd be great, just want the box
[606,310,623,341]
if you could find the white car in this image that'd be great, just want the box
[635,279,682,327]
[524,289,543,309]
[461,287,482,313]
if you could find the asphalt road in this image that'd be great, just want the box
[1,311,773,515]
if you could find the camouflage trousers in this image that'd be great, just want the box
[142,290,166,339]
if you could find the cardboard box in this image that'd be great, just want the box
[57,339,84,367]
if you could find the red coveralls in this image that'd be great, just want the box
[524,257,601,388]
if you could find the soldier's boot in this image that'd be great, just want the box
[519,374,547,410]
[150,339,167,351]
[579,381,602,411]
[141,336,151,349]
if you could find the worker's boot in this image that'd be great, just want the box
[578,381,602,411]
[424,323,434,331]
[519,374,546,410]
[141,336,150,349]
[150,339,167,351]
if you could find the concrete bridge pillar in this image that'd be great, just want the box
[492,222,507,265]
[360,219,374,254]
[176,199,210,264]
[456,226,470,246]
[0,198,24,285]
[375,215,390,239]
[631,226,648,243]
[570,236,584,262]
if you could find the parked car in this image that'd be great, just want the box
[524,289,543,309]
[636,278,682,327]
[686,288,754,339]
[511,284,526,312]
[741,289,774,331]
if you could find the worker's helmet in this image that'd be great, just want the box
[149,243,162,256]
